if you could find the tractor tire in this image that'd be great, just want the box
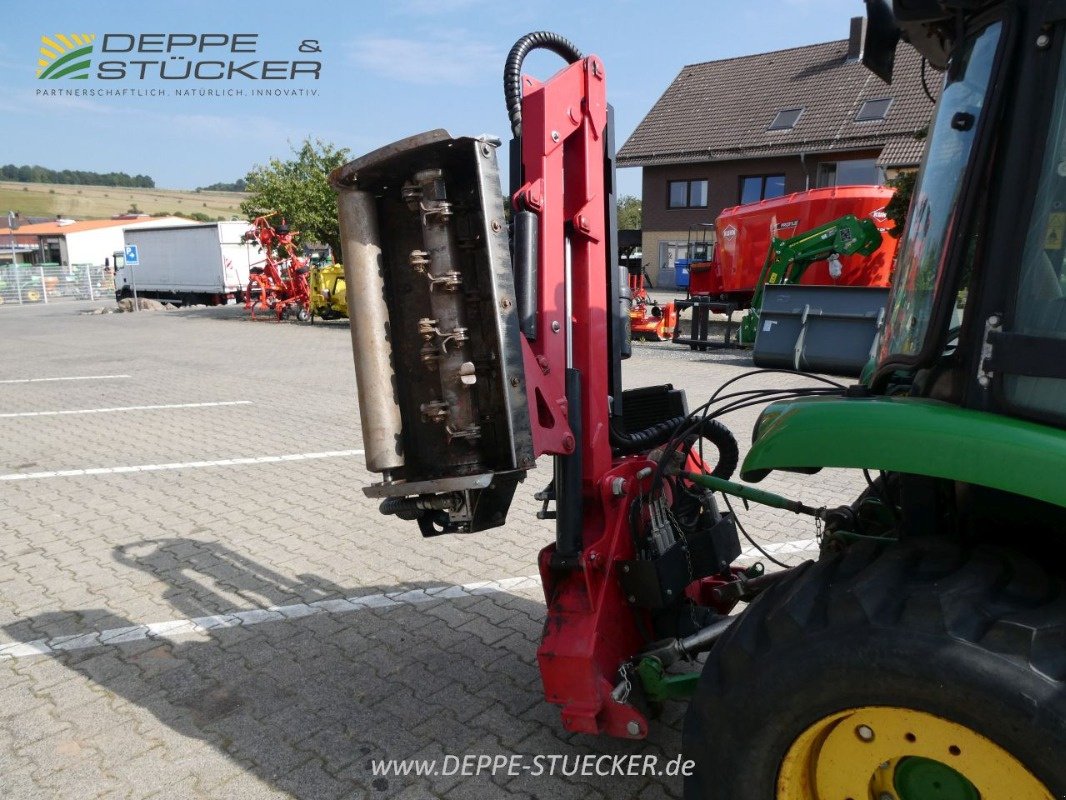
[683,539,1066,800]
[296,307,311,323]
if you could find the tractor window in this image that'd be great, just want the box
[880,22,1002,360]
[1004,40,1066,422]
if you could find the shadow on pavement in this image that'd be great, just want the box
[692,354,755,367]
[168,304,351,331]
[5,538,685,799]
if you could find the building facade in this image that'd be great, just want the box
[0,216,197,267]
[618,18,937,286]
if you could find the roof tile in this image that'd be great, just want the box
[619,39,938,167]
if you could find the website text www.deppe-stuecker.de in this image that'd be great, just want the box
[371,753,695,779]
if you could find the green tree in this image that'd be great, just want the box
[885,169,917,238]
[240,138,350,258]
[198,178,247,192]
[0,164,154,188]
[617,195,642,230]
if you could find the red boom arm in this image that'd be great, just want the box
[514,55,653,738]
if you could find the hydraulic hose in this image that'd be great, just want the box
[379,494,460,520]
[504,31,583,138]
[610,416,739,480]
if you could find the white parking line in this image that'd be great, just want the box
[0,400,253,418]
[0,374,131,384]
[0,575,543,659]
[0,449,365,481]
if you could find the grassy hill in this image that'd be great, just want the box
[0,181,246,222]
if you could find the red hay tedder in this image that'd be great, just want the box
[243,214,312,321]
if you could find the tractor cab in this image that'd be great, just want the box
[863,0,1066,431]
[694,5,1066,793]
[740,2,1066,545]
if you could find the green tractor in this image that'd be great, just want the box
[683,1,1066,796]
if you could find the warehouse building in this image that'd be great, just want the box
[0,216,196,266]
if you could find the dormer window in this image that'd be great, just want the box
[856,98,892,122]
[768,107,804,131]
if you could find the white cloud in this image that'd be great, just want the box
[347,33,500,86]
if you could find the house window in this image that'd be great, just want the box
[667,179,708,209]
[658,241,690,273]
[739,174,787,205]
[768,107,804,131]
[856,98,893,122]
[817,158,881,187]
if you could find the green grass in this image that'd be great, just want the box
[0,181,246,222]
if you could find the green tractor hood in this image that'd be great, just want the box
[742,396,1066,508]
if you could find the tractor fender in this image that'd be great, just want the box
[741,395,1066,507]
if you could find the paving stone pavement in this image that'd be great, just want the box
[0,301,864,798]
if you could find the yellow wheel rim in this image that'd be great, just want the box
[25,290,40,302]
[777,706,1053,800]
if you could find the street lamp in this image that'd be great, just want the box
[7,211,21,304]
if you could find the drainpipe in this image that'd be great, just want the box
[799,151,810,190]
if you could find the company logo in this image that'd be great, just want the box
[37,33,96,80]
[35,32,323,100]
[92,34,321,81]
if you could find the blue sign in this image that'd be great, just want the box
[124,244,139,266]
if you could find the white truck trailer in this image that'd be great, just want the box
[115,222,254,305]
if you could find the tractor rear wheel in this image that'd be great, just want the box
[683,539,1066,799]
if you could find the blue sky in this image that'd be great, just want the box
[3,0,866,198]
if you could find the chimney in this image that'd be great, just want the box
[847,16,867,62]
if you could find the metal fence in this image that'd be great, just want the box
[0,264,114,306]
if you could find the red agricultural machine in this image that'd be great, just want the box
[333,4,1066,796]
[687,185,899,302]
[676,186,900,354]
[243,214,311,321]
[628,270,677,341]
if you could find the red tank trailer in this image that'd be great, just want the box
[688,185,898,305]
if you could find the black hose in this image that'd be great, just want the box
[920,57,936,104]
[504,31,583,138]
[611,416,739,480]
